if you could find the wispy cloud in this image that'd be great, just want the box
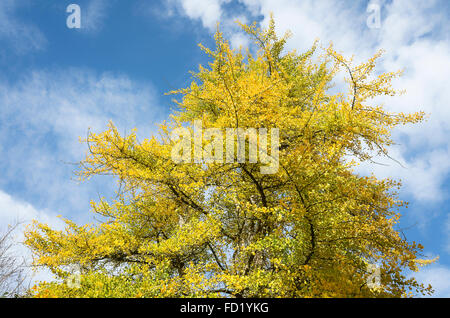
[80,0,111,34]
[0,190,64,232]
[166,0,225,31]
[0,68,165,219]
[409,265,450,297]
[0,0,46,53]
[147,0,251,48]
[445,215,450,255]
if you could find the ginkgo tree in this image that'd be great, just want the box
[25,18,434,298]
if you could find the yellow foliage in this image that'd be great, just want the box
[25,17,433,298]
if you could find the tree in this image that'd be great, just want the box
[25,18,434,298]
[0,223,27,297]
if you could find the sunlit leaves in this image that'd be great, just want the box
[25,17,433,298]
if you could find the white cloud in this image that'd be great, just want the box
[445,215,450,255]
[240,0,371,54]
[0,190,65,286]
[0,191,63,230]
[0,0,46,53]
[354,2,450,202]
[159,0,251,48]
[173,0,225,31]
[81,0,111,34]
[0,68,165,221]
[410,265,450,297]
[229,32,250,49]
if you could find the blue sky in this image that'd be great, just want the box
[0,0,449,296]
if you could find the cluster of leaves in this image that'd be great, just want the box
[25,18,433,298]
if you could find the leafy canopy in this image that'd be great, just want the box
[25,18,433,298]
